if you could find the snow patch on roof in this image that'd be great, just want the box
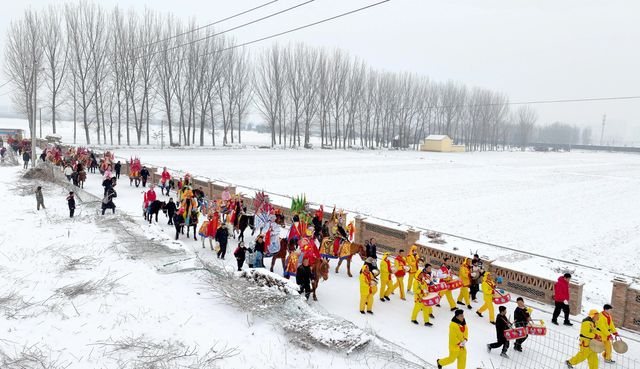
[425,134,449,141]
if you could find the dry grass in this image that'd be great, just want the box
[0,344,71,369]
[91,335,238,369]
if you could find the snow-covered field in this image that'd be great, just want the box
[4,116,640,309]
[2,151,640,369]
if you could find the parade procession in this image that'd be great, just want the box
[12,139,633,369]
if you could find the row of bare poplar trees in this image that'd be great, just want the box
[5,2,539,150]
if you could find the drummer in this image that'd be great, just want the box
[392,249,408,300]
[566,309,601,369]
[411,266,434,326]
[434,258,458,311]
[513,297,533,352]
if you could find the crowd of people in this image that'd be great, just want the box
[15,141,627,369]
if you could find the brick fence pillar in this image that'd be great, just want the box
[207,181,214,199]
[569,282,584,316]
[406,228,420,249]
[611,278,630,327]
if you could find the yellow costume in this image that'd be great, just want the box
[568,310,600,369]
[411,278,432,324]
[456,258,472,306]
[435,265,456,309]
[476,273,495,323]
[392,254,408,300]
[597,310,618,361]
[406,246,420,293]
[359,265,377,313]
[437,317,469,369]
[379,253,394,300]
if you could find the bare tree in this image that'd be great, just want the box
[516,105,537,150]
[41,5,68,135]
[254,44,285,147]
[5,11,43,139]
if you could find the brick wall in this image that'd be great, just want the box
[412,241,583,315]
[610,278,640,333]
[355,217,419,254]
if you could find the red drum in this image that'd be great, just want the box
[526,325,547,336]
[421,292,441,307]
[493,293,511,305]
[504,327,527,340]
[428,281,448,293]
[446,277,463,291]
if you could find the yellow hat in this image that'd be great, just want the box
[588,309,599,317]
[383,252,390,258]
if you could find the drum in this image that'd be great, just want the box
[613,339,628,354]
[446,277,463,291]
[421,292,441,307]
[526,325,547,336]
[589,339,605,354]
[428,281,448,293]
[504,327,527,340]
[493,292,511,305]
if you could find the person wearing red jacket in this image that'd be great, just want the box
[552,273,573,326]
[144,185,157,219]
[160,167,172,196]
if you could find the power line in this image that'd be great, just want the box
[137,0,280,50]
[175,0,391,63]
[152,0,315,56]
[109,0,316,69]
[0,80,13,90]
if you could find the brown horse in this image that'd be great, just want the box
[320,237,366,277]
[311,258,330,301]
[334,242,366,277]
[270,238,296,274]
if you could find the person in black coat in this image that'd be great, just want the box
[22,151,30,169]
[253,235,266,268]
[234,241,247,271]
[365,238,378,261]
[312,214,322,240]
[173,211,185,240]
[140,166,150,187]
[66,191,76,218]
[101,188,117,215]
[296,257,312,300]
[487,305,511,358]
[165,198,177,225]
[114,161,121,179]
[215,225,229,259]
[513,297,531,352]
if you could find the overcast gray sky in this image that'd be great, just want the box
[1,0,639,143]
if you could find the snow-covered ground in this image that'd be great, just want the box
[4,116,639,309]
[2,152,640,369]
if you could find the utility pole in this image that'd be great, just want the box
[600,114,606,146]
[39,108,42,138]
[31,65,37,168]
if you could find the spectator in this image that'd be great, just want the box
[64,165,73,181]
[366,238,378,261]
[22,151,30,169]
[114,161,121,179]
[296,257,313,300]
[215,224,229,259]
[35,186,45,210]
[140,166,150,187]
[165,198,177,225]
[234,242,247,271]
[254,234,266,268]
[552,273,573,326]
[66,191,76,218]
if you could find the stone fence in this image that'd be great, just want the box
[353,215,584,315]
